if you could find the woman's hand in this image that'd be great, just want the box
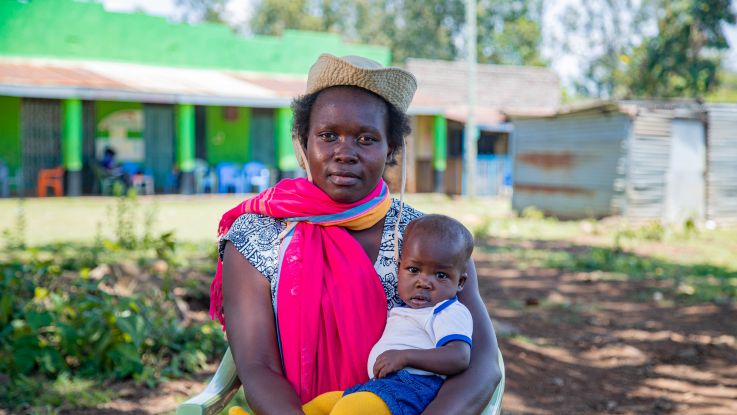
[222,242,305,415]
[422,258,502,415]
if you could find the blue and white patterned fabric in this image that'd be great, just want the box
[220,199,423,311]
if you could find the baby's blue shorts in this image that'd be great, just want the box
[343,370,444,415]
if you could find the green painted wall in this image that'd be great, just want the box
[0,96,21,173]
[95,101,143,138]
[176,104,195,172]
[0,0,390,74]
[275,107,298,171]
[206,106,250,165]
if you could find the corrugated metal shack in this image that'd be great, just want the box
[705,104,737,224]
[509,101,737,225]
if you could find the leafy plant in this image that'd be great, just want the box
[0,240,225,411]
[2,198,27,250]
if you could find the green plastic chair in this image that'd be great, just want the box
[177,347,505,415]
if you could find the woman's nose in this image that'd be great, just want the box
[333,138,358,163]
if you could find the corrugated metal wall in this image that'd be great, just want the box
[626,110,673,220]
[705,104,737,224]
[511,110,630,219]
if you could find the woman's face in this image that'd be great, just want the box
[306,86,391,204]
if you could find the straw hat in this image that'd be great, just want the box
[305,53,417,112]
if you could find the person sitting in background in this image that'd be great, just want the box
[100,147,119,173]
[96,147,129,191]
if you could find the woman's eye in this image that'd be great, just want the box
[319,132,337,141]
[357,135,377,144]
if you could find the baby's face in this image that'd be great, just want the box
[397,232,467,309]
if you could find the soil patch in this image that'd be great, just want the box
[480,239,737,415]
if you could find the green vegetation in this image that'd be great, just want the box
[0,193,225,413]
[245,0,546,66]
[554,0,736,99]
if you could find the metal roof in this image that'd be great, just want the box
[406,58,561,124]
[0,57,443,114]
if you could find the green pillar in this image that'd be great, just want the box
[62,99,83,196]
[433,115,448,193]
[177,104,195,194]
[275,107,298,176]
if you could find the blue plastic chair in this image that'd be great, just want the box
[194,159,216,193]
[177,348,505,415]
[243,161,270,193]
[217,163,246,193]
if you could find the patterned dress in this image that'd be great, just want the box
[219,199,422,311]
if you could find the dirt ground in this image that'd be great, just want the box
[52,238,736,415]
[481,239,737,415]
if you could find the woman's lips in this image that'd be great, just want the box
[328,173,360,186]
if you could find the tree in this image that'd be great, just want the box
[248,0,331,35]
[625,0,737,98]
[477,0,547,66]
[556,0,737,99]
[552,0,654,98]
[175,0,229,23]
[246,0,546,66]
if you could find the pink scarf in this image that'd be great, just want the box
[210,178,390,403]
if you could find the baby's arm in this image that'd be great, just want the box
[373,342,471,378]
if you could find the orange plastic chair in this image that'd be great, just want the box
[37,167,64,197]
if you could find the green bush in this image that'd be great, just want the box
[0,244,225,410]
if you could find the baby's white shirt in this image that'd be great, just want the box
[366,297,473,378]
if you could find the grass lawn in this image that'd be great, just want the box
[1,194,736,269]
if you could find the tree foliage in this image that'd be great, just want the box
[175,0,229,23]
[477,0,546,66]
[553,0,654,98]
[245,0,545,65]
[557,0,736,98]
[626,0,736,98]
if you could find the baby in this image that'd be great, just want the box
[235,214,475,415]
[340,213,474,415]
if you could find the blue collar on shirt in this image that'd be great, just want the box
[433,296,458,314]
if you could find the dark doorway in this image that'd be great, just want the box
[21,98,61,196]
[82,101,96,194]
[143,104,175,193]
[250,108,276,182]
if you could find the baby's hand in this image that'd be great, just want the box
[373,349,407,378]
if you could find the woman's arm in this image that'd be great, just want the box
[222,242,304,415]
[422,258,502,415]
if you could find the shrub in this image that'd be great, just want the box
[0,244,225,410]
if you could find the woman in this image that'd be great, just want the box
[211,54,501,415]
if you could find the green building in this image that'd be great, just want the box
[0,0,447,196]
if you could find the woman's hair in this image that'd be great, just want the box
[291,87,411,166]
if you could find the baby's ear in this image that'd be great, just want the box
[457,273,468,291]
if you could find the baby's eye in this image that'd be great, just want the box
[436,272,449,280]
[407,266,419,273]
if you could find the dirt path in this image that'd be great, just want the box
[478,239,737,415]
